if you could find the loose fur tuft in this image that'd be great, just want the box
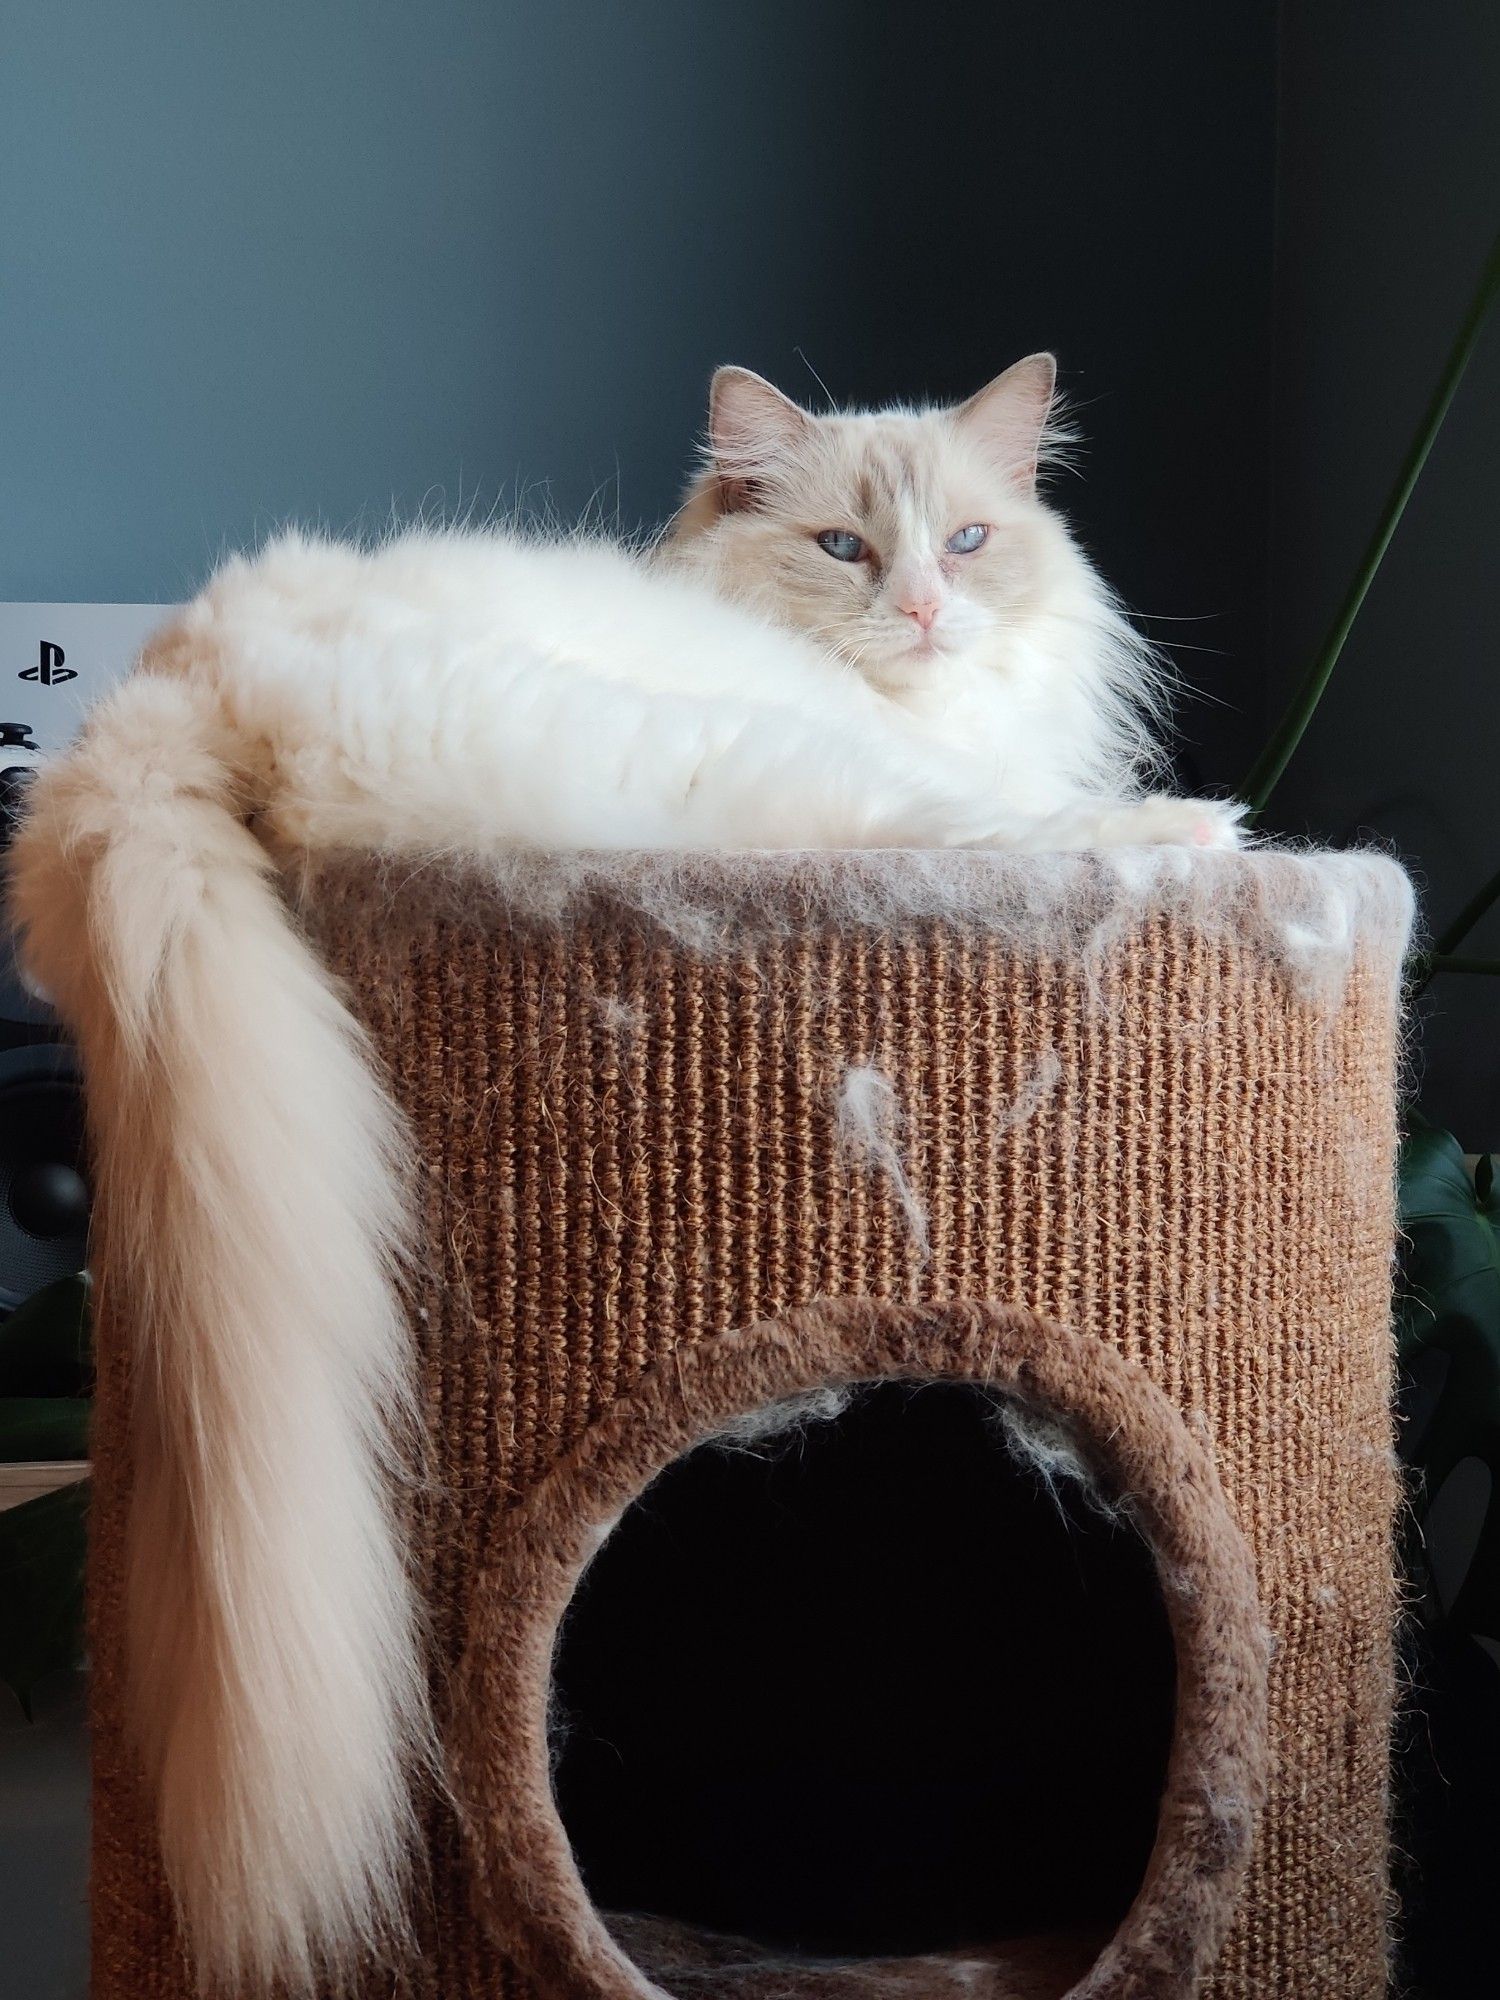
[9,674,435,1994]
[834,1064,930,1257]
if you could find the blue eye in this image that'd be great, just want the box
[945,523,988,554]
[816,529,867,562]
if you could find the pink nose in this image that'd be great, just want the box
[897,595,940,632]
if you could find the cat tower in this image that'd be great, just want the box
[87,845,1411,2000]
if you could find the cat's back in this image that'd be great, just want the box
[147,528,541,677]
[141,525,837,710]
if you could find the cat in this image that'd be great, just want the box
[663,351,1232,849]
[8,357,1240,1997]
[47,354,1237,870]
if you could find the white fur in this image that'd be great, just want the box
[131,525,1238,859]
[834,1064,929,1257]
[10,679,432,1993]
[7,373,1242,1993]
[664,353,1204,833]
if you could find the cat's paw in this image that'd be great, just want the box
[1176,795,1247,850]
[1103,795,1247,851]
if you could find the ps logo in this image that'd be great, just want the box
[20,640,77,687]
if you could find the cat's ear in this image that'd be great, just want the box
[707,367,810,510]
[954,353,1057,492]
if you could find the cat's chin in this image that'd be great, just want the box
[862,642,964,697]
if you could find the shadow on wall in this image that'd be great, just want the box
[1267,0,1500,1141]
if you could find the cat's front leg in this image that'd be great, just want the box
[1018,794,1247,854]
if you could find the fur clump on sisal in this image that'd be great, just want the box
[295,841,1414,1014]
[7,675,436,1995]
[834,1066,931,1258]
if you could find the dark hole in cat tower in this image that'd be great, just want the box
[550,1381,1176,1972]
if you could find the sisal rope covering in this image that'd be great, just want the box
[87,852,1406,1999]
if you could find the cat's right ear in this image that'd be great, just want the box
[955,353,1058,491]
[707,367,810,510]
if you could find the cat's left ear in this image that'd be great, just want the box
[707,367,811,510]
[954,353,1057,492]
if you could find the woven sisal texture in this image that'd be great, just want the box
[87,852,1407,1999]
[451,1295,1271,2000]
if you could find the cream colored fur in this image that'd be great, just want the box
[665,353,1180,823]
[10,677,432,1994]
[8,361,1242,1994]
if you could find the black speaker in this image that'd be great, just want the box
[0,744,91,1316]
[0,1046,89,1313]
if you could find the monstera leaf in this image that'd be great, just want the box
[1396,1121,1500,1996]
[0,1396,89,1462]
[0,1273,91,1400]
[1397,1120,1500,1642]
[0,1273,91,1712]
[0,1480,89,1716]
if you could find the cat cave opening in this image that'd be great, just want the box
[549,1381,1177,1996]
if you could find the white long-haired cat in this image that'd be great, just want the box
[9,354,1240,1996]
[665,352,1196,836]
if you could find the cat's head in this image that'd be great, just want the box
[669,356,1076,692]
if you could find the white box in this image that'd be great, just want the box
[0,604,172,759]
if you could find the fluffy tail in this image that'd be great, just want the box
[9,673,433,1993]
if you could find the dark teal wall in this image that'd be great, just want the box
[1268,0,1500,1141]
[0,2,1276,790]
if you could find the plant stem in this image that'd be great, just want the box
[1410,954,1500,988]
[1433,864,1500,959]
[1408,865,1500,997]
[1242,228,1500,818]
[1428,956,1500,977]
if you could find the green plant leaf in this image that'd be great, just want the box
[0,1478,88,1714]
[0,1273,91,1399]
[1241,227,1500,816]
[1397,1121,1500,1637]
[0,1396,90,1463]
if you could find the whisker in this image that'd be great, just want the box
[793,347,837,412]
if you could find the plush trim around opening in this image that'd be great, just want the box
[450,1299,1271,2000]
